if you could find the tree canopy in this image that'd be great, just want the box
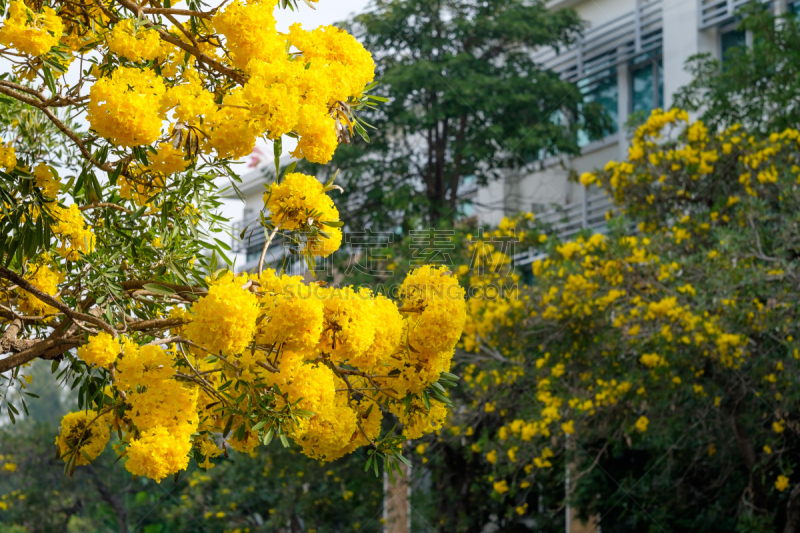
[411,109,800,532]
[674,3,800,137]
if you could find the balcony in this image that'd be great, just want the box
[533,0,663,83]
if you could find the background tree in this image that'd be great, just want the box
[304,0,611,229]
[415,110,800,533]
[674,2,800,137]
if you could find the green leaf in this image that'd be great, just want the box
[364,454,373,472]
[354,121,370,143]
[42,66,56,94]
[273,138,282,182]
[222,415,234,438]
[109,162,123,186]
[282,161,297,178]
[142,283,176,295]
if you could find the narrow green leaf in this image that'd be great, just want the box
[142,283,176,295]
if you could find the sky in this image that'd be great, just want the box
[274,0,372,32]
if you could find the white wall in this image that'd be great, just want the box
[662,0,718,109]
[572,0,636,29]
[475,177,507,227]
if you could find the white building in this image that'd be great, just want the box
[228,0,799,272]
[475,0,799,239]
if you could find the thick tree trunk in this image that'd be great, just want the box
[384,459,410,533]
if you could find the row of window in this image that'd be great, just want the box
[576,47,663,147]
[576,0,800,148]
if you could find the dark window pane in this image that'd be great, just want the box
[721,30,746,64]
[577,68,618,147]
[632,64,655,115]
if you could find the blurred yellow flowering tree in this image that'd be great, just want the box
[0,0,465,483]
[416,109,800,532]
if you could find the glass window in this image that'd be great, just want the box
[457,199,474,219]
[790,1,800,14]
[246,244,261,263]
[720,29,746,65]
[631,53,663,116]
[577,68,618,147]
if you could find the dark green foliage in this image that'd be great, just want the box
[674,2,800,137]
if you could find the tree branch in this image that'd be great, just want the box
[0,336,82,374]
[0,266,117,335]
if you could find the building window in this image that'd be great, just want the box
[630,51,663,116]
[246,244,261,263]
[577,67,618,147]
[720,28,746,65]
[457,199,474,219]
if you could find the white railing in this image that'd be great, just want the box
[533,0,663,84]
[512,191,614,267]
[699,0,772,29]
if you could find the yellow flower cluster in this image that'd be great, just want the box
[116,342,199,482]
[212,0,284,70]
[56,411,112,466]
[0,0,63,56]
[77,332,121,368]
[148,142,189,175]
[184,272,260,356]
[107,19,164,62]
[0,142,16,172]
[212,3,373,163]
[450,112,800,501]
[254,270,324,356]
[79,0,374,161]
[87,67,167,147]
[55,262,465,479]
[3,0,452,490]
[33,164,59,199]
[17,262,61,318]
[51,204,95,260]
[263,172,343,257]
[368,266,467,409]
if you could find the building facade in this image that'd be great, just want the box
[474,0,800,234]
